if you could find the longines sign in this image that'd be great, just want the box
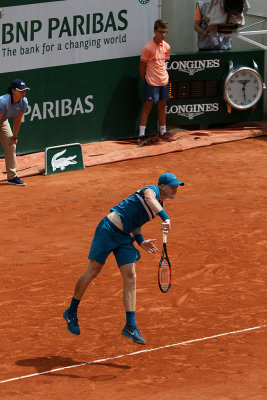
[166,103,219,120]
[166,59,220,76]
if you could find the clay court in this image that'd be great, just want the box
[0,135,267,399]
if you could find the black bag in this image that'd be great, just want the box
[224,0,244,13]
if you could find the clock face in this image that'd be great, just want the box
[224,67,263,110]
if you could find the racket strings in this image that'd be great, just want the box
[159,259,171,292]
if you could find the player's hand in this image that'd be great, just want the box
[9,136,17,145]
[162,219,170,233]
[140,239,158,254]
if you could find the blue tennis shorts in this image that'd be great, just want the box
[88,217,141,267]
[144,81,170,102]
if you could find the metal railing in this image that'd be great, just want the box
[222,19,267,51]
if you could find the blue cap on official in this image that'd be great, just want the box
[158,172,184,187]
[10,79,30,91]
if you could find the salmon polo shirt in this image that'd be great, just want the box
[194,5,202,21]
[140,38,170,87]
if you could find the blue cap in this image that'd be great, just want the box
[10,79,30,91]
[158,172,184,187]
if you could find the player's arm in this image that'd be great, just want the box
[139,61,147,81]
[144,189,170,233]
[132,226,158,254]
[194,20,210,37]
[165,45,171,62]
[11,111,24,142]
[194,5,209,37]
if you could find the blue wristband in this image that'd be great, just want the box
[134,233,144,245]
[157,209,170,221]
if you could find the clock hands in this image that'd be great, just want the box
[237,80,250,104]
[242,87,246,102]
[236,80,250,85]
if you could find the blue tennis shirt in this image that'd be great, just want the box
[110,185,161,234]
[0,94,28,122]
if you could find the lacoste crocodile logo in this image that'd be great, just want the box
[51,149,77,171]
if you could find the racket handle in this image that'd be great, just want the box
[163,232,167,244]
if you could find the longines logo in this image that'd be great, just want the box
[138,0,150,4]
[166,103,219,120]
[166,59,220,76]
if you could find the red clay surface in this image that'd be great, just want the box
[0,137,267,399]
[1,122,267,181]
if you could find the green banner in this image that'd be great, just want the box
[0,56,159,157]
[45,143,84,175]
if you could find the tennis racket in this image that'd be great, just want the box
[158,232,172,293]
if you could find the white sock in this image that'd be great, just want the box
[160,126,166,135]
[139,126,146,137]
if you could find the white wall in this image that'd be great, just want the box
[162,0,267,117]
[161,0,195,52]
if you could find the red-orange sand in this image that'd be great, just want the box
[0,134,266,399]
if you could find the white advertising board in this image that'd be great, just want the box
[0,0,159,72]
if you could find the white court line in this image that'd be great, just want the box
[1,323,266,384]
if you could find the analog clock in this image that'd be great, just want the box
[224,60,264,113]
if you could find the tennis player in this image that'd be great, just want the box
[63,172,184,345]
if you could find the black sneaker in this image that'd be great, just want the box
[63,309,80,335]
[159,132,176,142]
[8,176,26,186]
[137,136,148,146]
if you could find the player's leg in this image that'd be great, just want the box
[138,80,159,146]
[63,259,104,335]
[157,84,175,141]
[138,101,153,146]
[157,99,167,131]
[0,120,25,185]
[139,101,153,127]
[119,262,146,345]
[74,259,104,300]
[63,217,111,335]
[114,243,145,344]
[157,99,166,125]
[120,262,137,312]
